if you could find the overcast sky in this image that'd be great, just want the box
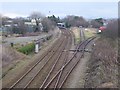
[1,1,118,19]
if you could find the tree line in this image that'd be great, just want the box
[102,19,118,39]
[1,12,108,35]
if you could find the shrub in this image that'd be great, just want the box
[18,43,35,55]
[102,20,118,39]
[41,17,56,32]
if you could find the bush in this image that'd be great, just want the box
[41,17,56,32]
[102,20,118,39]
[62,15,89,28]
[90,20,102,28]
[18,43,35,55]
[84,39,118,88]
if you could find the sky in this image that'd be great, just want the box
[0,0,119,2]
[1,1,119,19]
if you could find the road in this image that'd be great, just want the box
[2,34,50,45]
[1,29,60,46]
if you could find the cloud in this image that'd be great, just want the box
[3,13,28,18]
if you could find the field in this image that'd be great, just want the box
[71,27,96,44]
[83,28,97,38]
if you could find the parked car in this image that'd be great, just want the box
[97,26,106,34]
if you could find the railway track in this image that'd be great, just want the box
[37,29,96,89]
[41,37,95,89]
[39,30,72,89]
[9,29,71,90]
[59,37,96,88]
[8,30,71,89]
[26,30,71,88]
[5,29,95,89]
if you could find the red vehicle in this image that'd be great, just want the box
[99,26,106,31]
[98,26,106,33]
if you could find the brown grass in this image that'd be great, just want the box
[2,46,26,67]
[84,38,118,88]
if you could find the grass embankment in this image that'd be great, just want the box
[71,27,80,44]
[80,19,119,88]
[2,56,34,87]
[2,45,27,81]
[84,38,118,88]
[84,28,96,38]
[85,20,118,88]
[71,27,96,44]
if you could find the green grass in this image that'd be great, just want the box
[75,38,80,44]
[72,28,80,44]
[18,43,35,55]
[84,30,95,38]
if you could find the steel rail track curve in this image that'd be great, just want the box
[8,30,67,90]
[39,30,72,89]
[42,37,96,89]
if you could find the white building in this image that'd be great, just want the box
[24,19,43,32]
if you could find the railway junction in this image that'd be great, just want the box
[2,28,97,89]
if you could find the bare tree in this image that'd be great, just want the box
[102,20,118,39]
[41,17,55,32]
[29,12,44,32]
[90,19,103,28]
[12,18,26,35]
[1,16,12,26]
[62,15,89,28]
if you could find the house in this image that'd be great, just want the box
[24,19,43,32]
